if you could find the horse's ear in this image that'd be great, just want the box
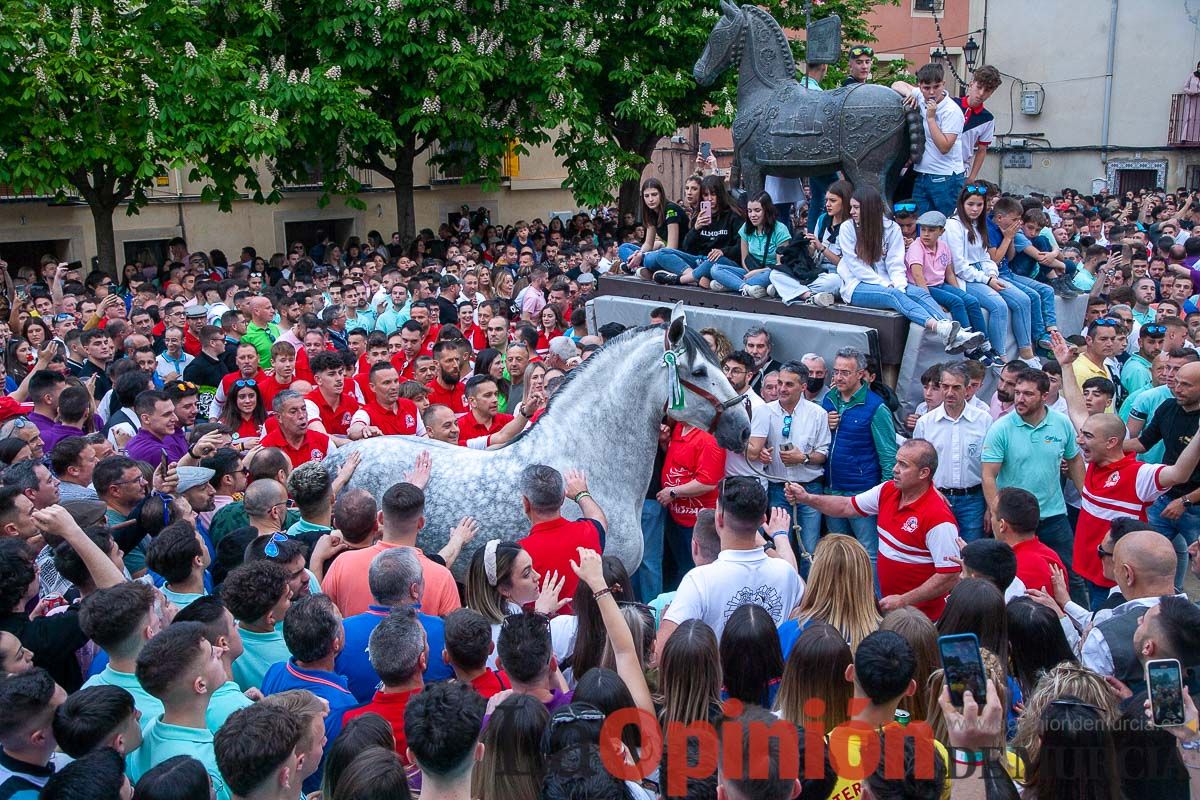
[719,0,739,17]
[666,302,687,348]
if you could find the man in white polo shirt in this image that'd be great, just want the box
[748,360,830,570]
[654,477,804,651]
[891,62,965,218]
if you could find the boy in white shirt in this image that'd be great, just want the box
[891,63,966,218]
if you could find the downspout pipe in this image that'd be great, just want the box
[1100,0,1119,163]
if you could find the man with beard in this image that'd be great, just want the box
[989,360,1026,419]
[742,327,782,396]
[349,363,424,437]
[982,367,1084,600]
[425,341,467,414]
[455,375,538,449]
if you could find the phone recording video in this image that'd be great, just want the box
[1147,658,1186,727]
[938,633,986,708]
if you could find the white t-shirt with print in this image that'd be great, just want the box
[915,93,966,176]
[664,548,804,640]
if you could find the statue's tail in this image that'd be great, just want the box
[904,106,926,162]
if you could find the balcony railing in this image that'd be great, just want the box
[281,166,374,191]
[1169,93,1200,147]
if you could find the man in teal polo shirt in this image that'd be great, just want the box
[982,367,1084,598]
[173,596,255,734]
[128,622,231,800]
[80,583,170,729]
[242,297,281,369]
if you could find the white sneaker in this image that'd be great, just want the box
[766,285,778,298]
[812,292,836,308]
[742,284,768,299]
[710,280,728,292]
[952,328,986,354]
[934,319,961,349]
[1022,354,1043,368]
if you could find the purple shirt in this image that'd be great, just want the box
[42,423,86,452]
[125,428,187,463]
[27,411,56,440]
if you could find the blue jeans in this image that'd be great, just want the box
[632,498,666,602]
[663,516,695,591]
[945,492,986,543]
[646,248,695,276]
[963,281,1018,350]
[824,501,879,576]
[851,283,941,326]
[618,243,670,272]
[710,265,772,291]
[904,285,955,324]
[768,480,823,578]
[1005,272,1057,333]
[1147,494,1200,592]
[998,270,1048,342]
[914,172,964,218]
[928,284,987,339]
[806,173,839,233]
[1085,579,1112,612]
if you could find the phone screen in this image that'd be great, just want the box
[938,634,985,708]
[701,200,713,217]
[1147,659,1186,727]
[700,141,712,159]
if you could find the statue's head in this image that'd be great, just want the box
[662,303,751,452]
[694,0,745,87]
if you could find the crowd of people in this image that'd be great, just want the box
[0,46,1200,800]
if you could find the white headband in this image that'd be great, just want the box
[484,539,500,586]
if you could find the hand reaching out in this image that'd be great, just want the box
[569,547,605,592]
[403,450,432,489]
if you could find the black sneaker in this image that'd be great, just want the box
[652,270,680,285]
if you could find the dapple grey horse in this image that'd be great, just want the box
[323,305,752,576]
[694,1,924,206]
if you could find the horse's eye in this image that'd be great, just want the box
[691,366,707,378]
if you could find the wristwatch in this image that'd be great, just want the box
[799,451,809,464]
[668,489,677,500]
[1184,498,1195,509]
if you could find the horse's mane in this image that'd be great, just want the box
[501,321,716,448]
[743,5,796,78]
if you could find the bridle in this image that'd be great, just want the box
[661,335,750,434]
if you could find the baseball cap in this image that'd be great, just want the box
[176,466,216,494]
[916,210,947,228]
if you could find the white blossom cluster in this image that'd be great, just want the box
[185,41,198,58]
[140,73,158,90]
[324,65,342,79]
[421,96,441,113]
[147,95,159,118]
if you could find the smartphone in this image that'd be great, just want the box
[700,141,712,159]
[160,451,170,478]
[1147,658,1186,727]
[700,200,713,217]
[938,633,986,708]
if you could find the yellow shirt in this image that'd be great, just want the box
[1072,355,1115,413]
[824,722,950,800]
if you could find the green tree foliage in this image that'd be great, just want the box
[272,0,588,244]
[0,0,359,275]
[553,0,898,213]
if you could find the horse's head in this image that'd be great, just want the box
[693,0,745,87]
[662,303,751,451]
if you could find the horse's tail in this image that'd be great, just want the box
[904,106,926,162]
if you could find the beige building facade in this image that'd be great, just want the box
[976,0,1200,195]
[0,138,579,273]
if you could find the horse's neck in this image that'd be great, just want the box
[737,17,791,104]
[515,335,665,472]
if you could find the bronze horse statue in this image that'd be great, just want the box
[694,1,924,206]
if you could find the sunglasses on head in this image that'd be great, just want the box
[964,185,988,196]
[894,202,917,213]
[263,531,289,558]
[1142,324,1168,336]
[1092,318,1119,327]
[849,46,874,57]
[234,379,258,389]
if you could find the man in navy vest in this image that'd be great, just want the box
[821,348,897,572]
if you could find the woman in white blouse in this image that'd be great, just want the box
[837,186,983,354]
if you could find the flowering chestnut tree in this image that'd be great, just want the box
[0,0,365,276]
[273,0,589,244]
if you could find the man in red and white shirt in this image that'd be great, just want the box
[457,375,514,447]
[425,341,467,415]
[305,351,361,442]
[349,363,424,437]
[211,341,267,419]
[390,321,424,381]
[517,465,606,612]
[353,334,392,401]
[261,390,335,468]
[656,422,726,587]
[789,439,961,619]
